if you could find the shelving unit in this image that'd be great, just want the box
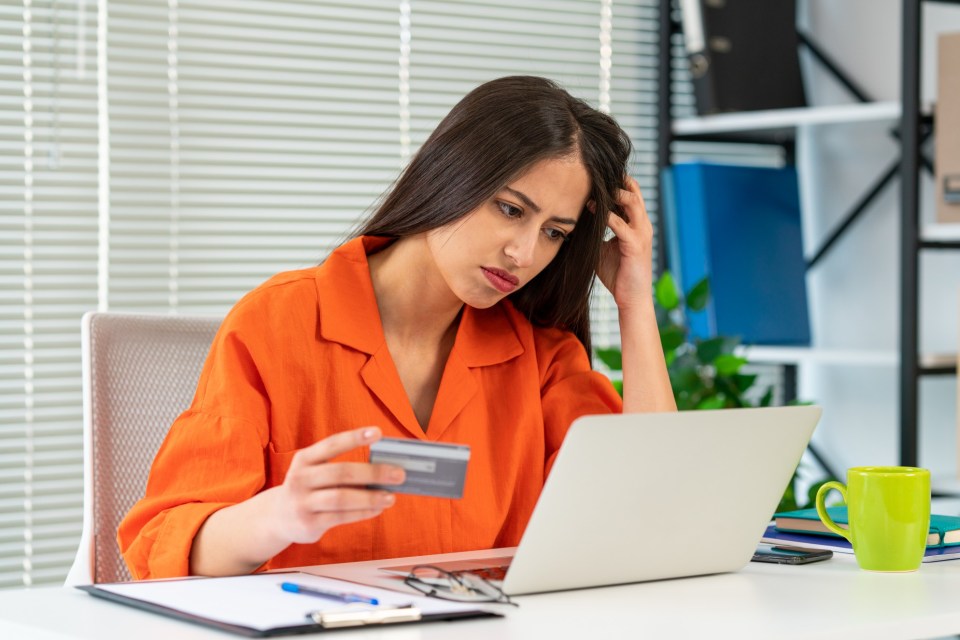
[900,0,960,466]
[657,0,960,470]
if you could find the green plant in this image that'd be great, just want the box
[595,271,832,513]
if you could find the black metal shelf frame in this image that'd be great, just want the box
[900,0,960,464]
[656,0,959,472]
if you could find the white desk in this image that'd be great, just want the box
[3,548,960,639]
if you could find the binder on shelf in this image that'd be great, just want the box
[936,32,960,223]
[79,571,499,637]
[662,161,811,346]
[679,0,806,115]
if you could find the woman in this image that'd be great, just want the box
[118,76,676,580]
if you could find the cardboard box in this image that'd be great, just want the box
[936,33,960,224]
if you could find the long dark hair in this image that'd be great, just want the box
[356,76,632,355]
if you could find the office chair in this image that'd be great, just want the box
[65,311,221,585]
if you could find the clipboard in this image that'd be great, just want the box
[78,571,501,637]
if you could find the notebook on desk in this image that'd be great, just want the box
[381,405,822,595]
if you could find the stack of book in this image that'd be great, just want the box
[763,507,960,563]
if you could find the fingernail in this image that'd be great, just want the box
[390,467,405,482]
[382,493,395,506]
[363,428,378,440]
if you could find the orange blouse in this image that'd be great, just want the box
[118,236,622,579]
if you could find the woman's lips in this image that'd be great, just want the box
[482,267,520,293]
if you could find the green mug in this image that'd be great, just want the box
[815,466,930,572]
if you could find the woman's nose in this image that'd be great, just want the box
[504,229,538,268]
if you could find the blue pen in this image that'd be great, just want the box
[280,581,379,605]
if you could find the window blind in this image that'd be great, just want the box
[1,0,660,589]
[106,0,402,314]
[0,0,99,588]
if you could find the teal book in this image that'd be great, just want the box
[774,507,960,548]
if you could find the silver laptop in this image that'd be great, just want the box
[381,405,821,595]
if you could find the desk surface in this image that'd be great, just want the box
[2,547,960,640]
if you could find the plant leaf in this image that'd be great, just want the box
[669,366,702,395]
[714,378,746,407]
[675,391,695,410]
[695,337,726,364]
[696,395,727,410]
[594,347,622,371]
[714,354,747,376]
[759,388,774,407]
[720,336,742,353]
[612,379,623,397]
[655,305,670,329]
[685,277,710,312]
[731,373,758,393]
[669,350,700,374]
[660,325,686,353]
[654,271,680,311]
[777,470,799,514]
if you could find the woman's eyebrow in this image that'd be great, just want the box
[503,186,541,214]
[503,186,578,226]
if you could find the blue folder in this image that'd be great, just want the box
[662,162,811,345]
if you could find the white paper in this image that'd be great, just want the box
[96,571,484,632]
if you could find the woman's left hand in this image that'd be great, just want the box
[596,175,654,310]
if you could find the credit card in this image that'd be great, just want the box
[369,438,471,499]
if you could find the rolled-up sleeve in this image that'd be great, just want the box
[536,329,623,476]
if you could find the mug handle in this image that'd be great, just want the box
[815,481,851,542]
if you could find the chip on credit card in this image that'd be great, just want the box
[369,437,471,499]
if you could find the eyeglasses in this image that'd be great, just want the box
[404,565,518,607]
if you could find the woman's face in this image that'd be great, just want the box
[425,156,591,309]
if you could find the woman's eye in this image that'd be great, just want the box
[543,228,568,242]
[497,202,523,218]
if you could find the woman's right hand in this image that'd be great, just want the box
[190,426,405,576]
[274,426,406,545]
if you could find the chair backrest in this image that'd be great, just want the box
[66,311,221,585]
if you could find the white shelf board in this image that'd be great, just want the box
[734,346,956,369]
[922,224,960,242]
[736,346,897,366]
[931,497,960,514]
[921,353,958,369]
[932,475,960,497]
[673,101,901,137]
